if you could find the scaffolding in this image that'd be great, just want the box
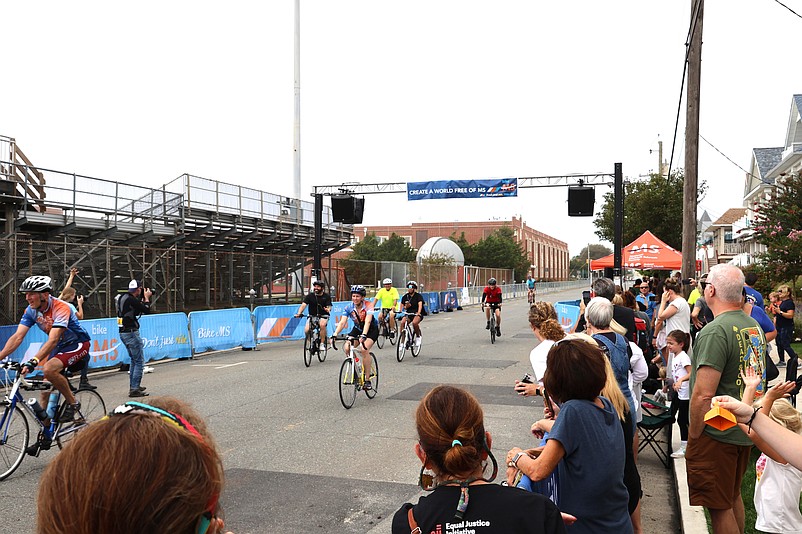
[0,136,353,322]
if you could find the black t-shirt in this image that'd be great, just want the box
[400,292,424,314]
[777,298,796,329]
[391,484,565,534]
[613,305,637,343]
[302,291,332,317]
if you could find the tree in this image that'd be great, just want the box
[471,226,530,280]
[594,170,706,251]
[378,233,416,262]
[349,233,382,261]
[752,172,802,287]
[450,231,475,266]
[569,244,612,278]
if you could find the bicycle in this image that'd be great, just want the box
[300,314,328,367]
[331,336,378,409]
[396,313,422,362]
[483,303,499,344]
[375,309,396,349]
[527,287,536,305]
[0,360,106,481]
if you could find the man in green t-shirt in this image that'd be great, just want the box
[374,278,400,336]
[688,264,766,534]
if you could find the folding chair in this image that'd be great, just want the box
[638,395,675,469]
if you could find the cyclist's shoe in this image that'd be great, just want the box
[129,388,149,398]
[25,437,51,456]
[486,321,490,330]
[496,327,502,337]
[415,336,422,347]
[363,380,373,391]
[59,402,81,423]
[389,331,395,339]
[79,380,97,391]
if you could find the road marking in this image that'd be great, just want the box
[191,362,248,369]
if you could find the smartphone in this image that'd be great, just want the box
[649,295,657,302]
[582,290,591,305]
[542,387,556,417]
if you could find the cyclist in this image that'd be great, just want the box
[399,281,424,348]
[374,277,399,338]
[482,277,503,337]
[294,279,332,348]
[0,275,91,453]
[332,285,379,390]
[526,274,536,304]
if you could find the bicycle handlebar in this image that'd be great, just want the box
[330,335,364,352]
[294,314,330,319]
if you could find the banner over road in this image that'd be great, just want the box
[407,178,518,201]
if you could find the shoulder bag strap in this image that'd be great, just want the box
[408,507,421,534]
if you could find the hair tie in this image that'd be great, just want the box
[451,439,462,447]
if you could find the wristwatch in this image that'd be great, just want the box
[511,451,527,467]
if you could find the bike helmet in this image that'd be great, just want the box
[382,278,393,285]
[19,275,53,293]
[407,281,418,289]
[312,279,325,288]
[488,278,497,285]
[350,284,367,296]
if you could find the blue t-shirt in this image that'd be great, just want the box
[527,278,536,289]
[548,397,633,534]
[636,292,658,321]
[20,296,90,353]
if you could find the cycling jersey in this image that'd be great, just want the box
[20,295,90,353]
[374,287,400,310]
[342,303,378,329]
[482,286,502,304]
[302,291,332,317]
[526,279,536,290]
[400,292,424,315]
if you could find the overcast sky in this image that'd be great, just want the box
[4,1,802,256]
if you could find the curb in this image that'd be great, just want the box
[670,424,708,533]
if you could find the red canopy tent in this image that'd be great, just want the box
[590,231,683,271]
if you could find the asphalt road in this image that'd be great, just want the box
[0,287,680,533]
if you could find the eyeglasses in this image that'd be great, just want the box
[639,286,649,289]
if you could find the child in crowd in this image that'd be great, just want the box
[666,330,691,458]
[742,369,802,534]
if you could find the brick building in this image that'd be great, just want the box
[355,216,569,281]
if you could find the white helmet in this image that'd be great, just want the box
[19,275,53,293]
[382,278,393,285]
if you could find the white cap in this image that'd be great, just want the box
[128,280,140,291]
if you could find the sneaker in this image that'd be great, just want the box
[135,386,147,392]
[486,321,490,330]
[415,336,422,347]
[363,380,373,391]
[670,447,686,458]
[496,327,502,337]
[143,366,154,374]
[79,381,97,391]
[388,331,395,339]
[59,402,80,423]
[778,360,786,367]
[129,389,149,398]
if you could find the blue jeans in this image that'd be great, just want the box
[121,331,144,391]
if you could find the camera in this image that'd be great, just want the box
[520,373,534,384]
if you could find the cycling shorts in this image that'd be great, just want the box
[348,325,379,342]
[379,308,395,314]
[398,311,423,322]
[50,340,91,371]
[485,302,501,310]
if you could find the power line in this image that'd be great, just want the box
[771,0,802,18]
[698,134,774,186]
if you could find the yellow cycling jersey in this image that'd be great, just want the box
[374,287,400,310]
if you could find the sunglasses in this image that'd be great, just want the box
[107,402,219,534]
[700,281,710,290]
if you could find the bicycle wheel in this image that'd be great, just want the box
[365,352,378,399]
[376,322,386,349]
[396,329,407,362]
[490,316,496,344]
[339,358,357,409]
[412,332,422,357]
[316,334,327,363]
[303,332,313,367]
[57,389,106,450]
[0,404,30,481]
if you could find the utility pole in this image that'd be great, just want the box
[682,0,703,292]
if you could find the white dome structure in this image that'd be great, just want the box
[416,237,465,265]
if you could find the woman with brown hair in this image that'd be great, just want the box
[515,302,566,397]
[392,385,565,533]
[38,397,232,534]
[506,339,632,534]
[770,284,797,379]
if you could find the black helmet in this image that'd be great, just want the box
[488,278,497,285]
[312,280,325,288]
[19,275,53,293]
[407,281,418,289]
[350,285,366,296]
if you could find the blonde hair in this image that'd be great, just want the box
[611,294,623,306]
[777,285,792,297]
[763,398,802,434]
